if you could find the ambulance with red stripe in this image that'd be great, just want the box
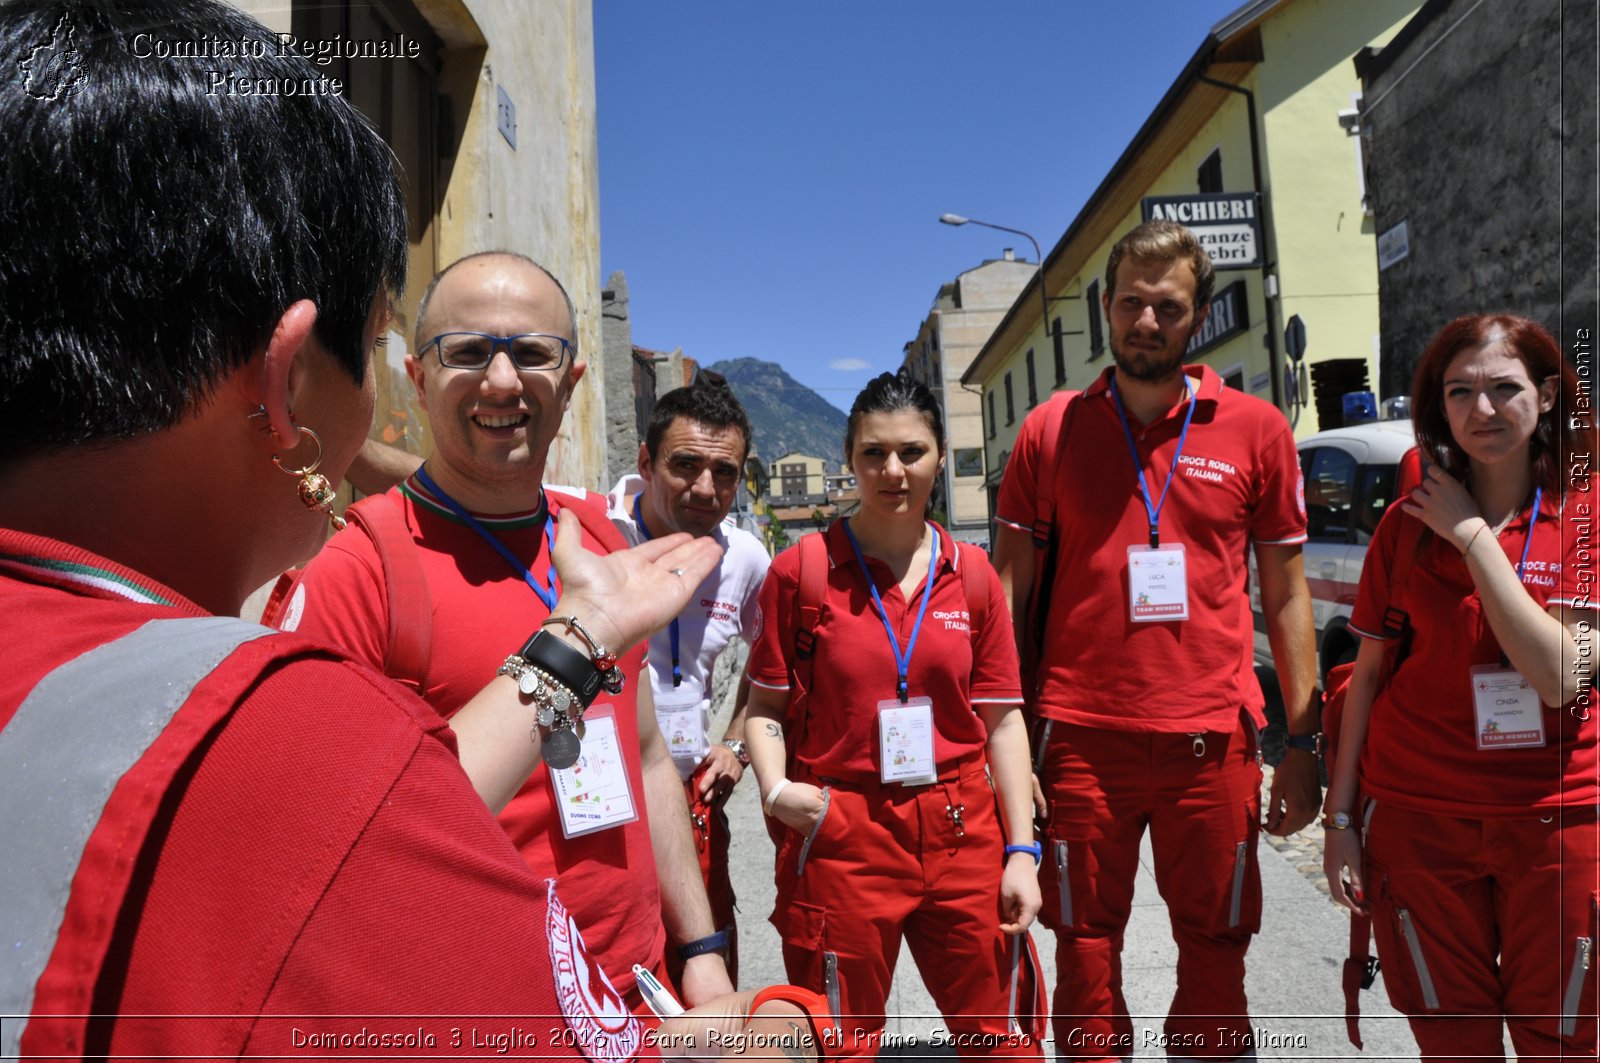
[1251,418,1417,693]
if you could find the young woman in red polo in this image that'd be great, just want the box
[1323,313,1597,1058]
[744,370,1045,1059]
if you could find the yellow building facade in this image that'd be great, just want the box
[962,0,1419,511]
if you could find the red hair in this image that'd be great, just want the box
[1410,313,1583,497]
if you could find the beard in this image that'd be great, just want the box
[1109,329,1188,383]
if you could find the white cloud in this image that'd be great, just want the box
[829,358,870,371]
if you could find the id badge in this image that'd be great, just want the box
[1470,664,1546,749]
[654,687,708,762]
[1127,543,1189,622]
[878,697,937,785]
[549,708,640,837]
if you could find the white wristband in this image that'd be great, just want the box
[763,778,792,816]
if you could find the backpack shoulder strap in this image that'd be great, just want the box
[794,531,829,663]
[775,531,831,778]
[1377,509,1427,641]
[955,541,990,641]
[345,493,431,693]
[1031,390,1082,551]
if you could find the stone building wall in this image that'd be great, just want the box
[1359,0,1597,395]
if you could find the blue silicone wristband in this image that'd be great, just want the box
[1004,843,1043,865]
[675,930,729,962]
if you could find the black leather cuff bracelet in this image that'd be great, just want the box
[517,630,610,709]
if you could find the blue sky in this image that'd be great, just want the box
[595,1,1244,413]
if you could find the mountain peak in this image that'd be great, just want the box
[706,358,847,471]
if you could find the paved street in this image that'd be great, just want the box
[712,671,1420,1059]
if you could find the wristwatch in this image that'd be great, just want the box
[722,738,751,766]
[1322,810,1353,830]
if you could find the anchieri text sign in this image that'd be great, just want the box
[1141,192,1262,269]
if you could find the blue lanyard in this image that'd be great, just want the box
[1515,486,1542,580]
[1110,374,1198,549]
[841,519,939,704]
[632,495,682,687]
[414,465,559,610]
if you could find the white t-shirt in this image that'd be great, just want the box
[606,475,771,777]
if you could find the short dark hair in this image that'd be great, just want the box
[0,0,407,460]
[1411,313,1578,497]
[645,376,752,463]
[413,251,578,356]
[845,369,945,457]
[1104,219,1216,310]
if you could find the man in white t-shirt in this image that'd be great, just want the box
[606,377,770,985]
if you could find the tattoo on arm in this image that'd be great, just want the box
[780,1022,814,1062]
[764,721,784,743]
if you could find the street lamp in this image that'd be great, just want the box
[939,214,1052,347]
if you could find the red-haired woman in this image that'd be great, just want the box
[1324,313,1597,1058]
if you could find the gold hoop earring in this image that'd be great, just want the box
[272,427,347,531]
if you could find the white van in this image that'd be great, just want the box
[1250,419,1416,697]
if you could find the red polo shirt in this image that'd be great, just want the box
[747,520,1021,778]
[1350,492,1598,816]
[996,365,1306,733]
[0,530,649,1058]
[278,479,662,1001]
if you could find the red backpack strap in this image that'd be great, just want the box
[794,531,828,668]
[1021,392,1081,754]
[1029,390,1081,551]
[776,532,831,771]
[344,495,431,694]
[955,541,989,640]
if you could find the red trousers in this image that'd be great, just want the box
[1038,717,1262,1062]
[770,756,1044,1060]
[665,769,740,989]
[1363,800,1599,1061]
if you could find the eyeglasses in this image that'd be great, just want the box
[425,331,573,372]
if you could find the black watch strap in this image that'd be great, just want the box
[518,630,607,708]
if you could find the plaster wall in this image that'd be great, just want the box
[238,0,604,490]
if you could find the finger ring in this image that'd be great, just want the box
[669,568,686,577]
